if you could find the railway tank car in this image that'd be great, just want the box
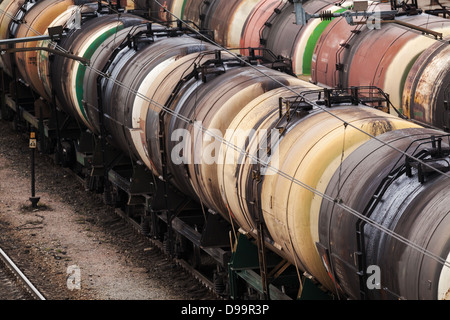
[0,0,449,300]
[134,0,450,132]
[310,2,450,131]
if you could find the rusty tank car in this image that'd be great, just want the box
[0,0,449,300]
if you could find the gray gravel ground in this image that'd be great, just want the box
[0,119,217,300]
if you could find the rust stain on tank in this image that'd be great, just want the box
[443,288,450,300]
[365,119,394,136]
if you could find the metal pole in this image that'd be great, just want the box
[29,131,40,208]
[3,47,90,65]
[0,35,53,45]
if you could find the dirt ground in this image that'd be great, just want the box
[0,119,217,300]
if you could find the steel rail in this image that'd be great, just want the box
[0,247,46,300]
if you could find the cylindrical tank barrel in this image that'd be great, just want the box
[201,0,261,49]
[311,7,450,120]
[104,37,216,175]
[167,66,305,216]
[318,128,450,299]
[37,4,98,102]
[0,0,29,77]
[263,0,355,77]
[402,37,450,131]
[50,13,148,132]
[239,0,287,57]
[14,0,76,98]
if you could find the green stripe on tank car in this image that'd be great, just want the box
[38,40,51,95]
[180,0,187,20]
[302,7,347,75]
[75,25,124,121]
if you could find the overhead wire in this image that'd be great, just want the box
[149,0,450,267]
[0,2,449,272]
[2,1,450,270]
[152,0,450,180]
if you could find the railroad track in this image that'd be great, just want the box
[64,167,221,299]
[112,207,220,298]
[0,246,46,300]
[3,127,217,300]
